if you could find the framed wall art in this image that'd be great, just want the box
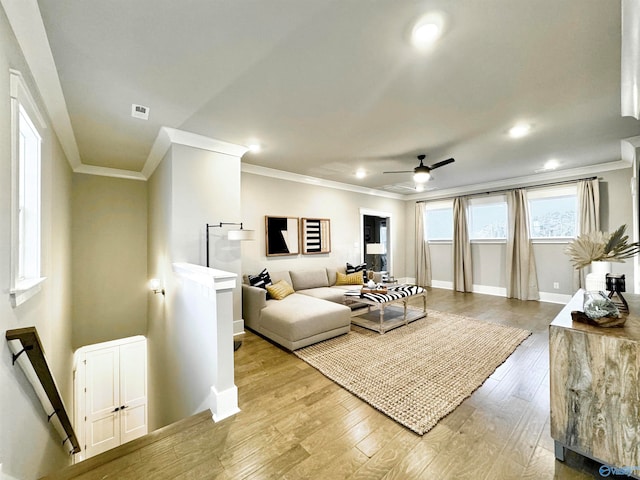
[265,216,299,256]
[301,218,331,254]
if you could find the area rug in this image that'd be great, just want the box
[294,309,531,435]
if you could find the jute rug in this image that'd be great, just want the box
[294,309,531,435]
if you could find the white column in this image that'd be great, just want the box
[172,262,240,421]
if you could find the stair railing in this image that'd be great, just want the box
[6,327,80,455]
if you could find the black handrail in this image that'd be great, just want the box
[6,327,80,454]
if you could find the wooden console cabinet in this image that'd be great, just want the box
[549,289,640,471]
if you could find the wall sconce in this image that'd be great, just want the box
[206,222,255,267]
[149,278,165,296]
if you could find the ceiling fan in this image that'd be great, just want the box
[383,154,455,183]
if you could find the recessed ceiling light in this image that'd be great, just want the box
[508,123,531,138]
[247,143,261,153]
[411,13,445,48]
[412,23,440,46]
[544,158,559,170]
[415,184,425,192]
[355,169,366,179]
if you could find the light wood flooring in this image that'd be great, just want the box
[51,288,610,479]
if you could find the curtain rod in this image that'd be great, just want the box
[416,175,598,203]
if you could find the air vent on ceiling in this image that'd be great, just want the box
[131,104,150,120]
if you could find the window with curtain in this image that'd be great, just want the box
[468,196,507,240]
[527,185,577,239]
[424,200,453,241]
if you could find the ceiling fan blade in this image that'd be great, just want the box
[428,158,455,170]
[383,170,414,174]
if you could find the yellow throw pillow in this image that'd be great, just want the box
[266,280,295,300]
[335,271,364,285]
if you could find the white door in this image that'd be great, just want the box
[84,347,121,458]
[78,336,148,460]
[119,340,148,444]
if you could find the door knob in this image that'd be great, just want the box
[112,406,120,412]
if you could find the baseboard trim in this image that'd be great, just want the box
[539,292,572,304]
[428,281,571,305]
[431,280,453,290]
[233,318,244,335]
[210,385,240,422]
[472,284,507,297]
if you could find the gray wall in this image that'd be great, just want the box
[404,168,635,297]
[241,173,407,279]
[71,174,148,347]
[146,144,242,430]
[0,6,75,478]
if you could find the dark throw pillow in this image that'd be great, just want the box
[346,262,368,281]
[248,268,272,290]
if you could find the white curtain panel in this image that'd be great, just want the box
[415,202,432,287]
[453,197,473,292]
[506,189,540,300]
[622,0,640,119]
[574,178,601,289]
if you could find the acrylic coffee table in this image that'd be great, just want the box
[344,285,427,334]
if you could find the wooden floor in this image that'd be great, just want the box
[55,288,609,479]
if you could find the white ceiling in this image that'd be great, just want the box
[34,0,640,194]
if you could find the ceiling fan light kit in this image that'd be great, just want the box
[413,171,431,183]
[383,154,455,184]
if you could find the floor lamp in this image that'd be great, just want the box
[206,222,255,351]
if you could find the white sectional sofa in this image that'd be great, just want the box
[242,266,360,350]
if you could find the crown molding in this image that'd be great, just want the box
[241,163,405,200]
[622,135,640,166]
[1,0,82,169]
[406,160,632,201]
[73,164,147,181]
[141,127,249,179]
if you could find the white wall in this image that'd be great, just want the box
[241,173,407,279]
[0,6,75,478]
[146,144,242,430]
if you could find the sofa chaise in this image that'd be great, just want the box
[242,266,363,350]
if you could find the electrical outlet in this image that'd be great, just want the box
[553,282,560,289]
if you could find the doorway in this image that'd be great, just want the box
[360,209,391,274]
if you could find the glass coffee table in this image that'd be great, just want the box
[344,285,427,334]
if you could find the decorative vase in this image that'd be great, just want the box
[585,261,612,292]
[583,290,619,320]
[590,261,612,275]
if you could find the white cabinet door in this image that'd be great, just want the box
[84,348,120,458]
[79,337,147,460]
[119,340,148,444]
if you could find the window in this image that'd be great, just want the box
[528,185,577,239]
[424,201,453,241]
[10,69,46,307]
[468,196,507,240]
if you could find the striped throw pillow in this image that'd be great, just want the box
[346,262,368,281]
[248,268,272,289]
